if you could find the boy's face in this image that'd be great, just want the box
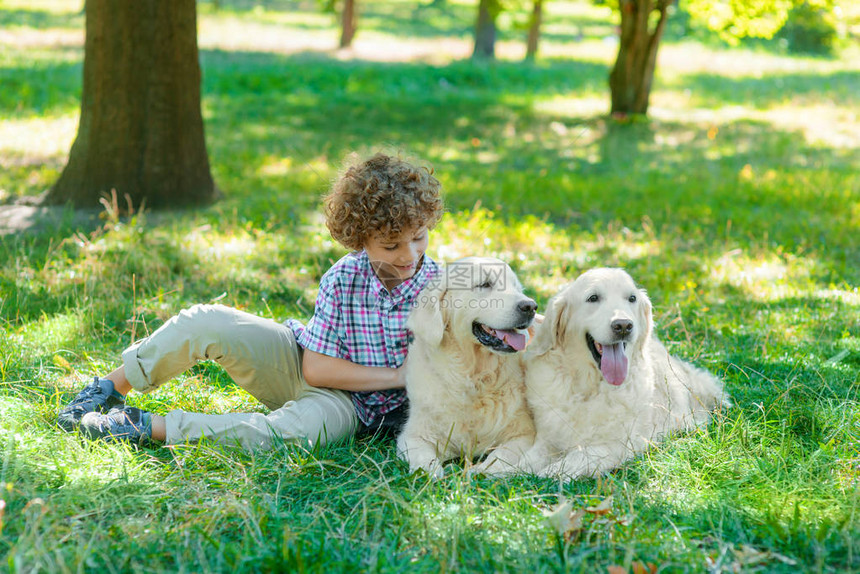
[364,226,429,290]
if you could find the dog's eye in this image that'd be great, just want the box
[586,294,599,303]
[629,294,637,303]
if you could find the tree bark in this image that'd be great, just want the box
[472,0,498,59]
[47,0,215,209]
[608,0,672,116]
[525,0,543,60]
[340,0,357,48]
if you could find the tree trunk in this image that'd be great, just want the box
[608,0,672,116]
[525,0,543,60]
[472,0,498,59]
[47,0,215,209]
[340,0,357,48]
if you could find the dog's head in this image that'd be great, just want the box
[530,268,652,386]
[409,256,537,354]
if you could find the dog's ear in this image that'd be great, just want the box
[529,286,571,355]
[408,282,446,346]
[637,288,653,347]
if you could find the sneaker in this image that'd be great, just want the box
[79,406,153,445]
[57,377,125,431]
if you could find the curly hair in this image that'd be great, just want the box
[324,152,444,251]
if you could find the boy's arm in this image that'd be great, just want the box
[302,349,406,392]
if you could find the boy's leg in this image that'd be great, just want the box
[122,303,305,409]
[163,387,359,450]
[65,303,306,432]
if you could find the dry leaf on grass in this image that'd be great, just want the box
[543,499,586,541]
[586,496,613,515]
[632,561,658,574]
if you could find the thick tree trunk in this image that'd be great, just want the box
[47,0,215,209]
[608,0,672,116]
[340,0,357,48]
[525,0,543,60]
[472,0,498,59]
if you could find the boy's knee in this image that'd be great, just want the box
[176,304,234,333]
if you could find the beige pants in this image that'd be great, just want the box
[121,304,358,450]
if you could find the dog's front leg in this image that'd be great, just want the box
[396,434,446,478]
[516,438,554,475]
[541,451,589,480]
[472,435,535,477]
[541,444,625,481]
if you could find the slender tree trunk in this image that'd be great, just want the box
[525,0,543,60]
[340,0,357,48]
[472,0,498,59]
[47,0,215,209]
[608,0,672,116]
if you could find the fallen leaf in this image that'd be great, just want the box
[543,499,585,539]
[734,544,769,565]
[733,545,797,567]
[586,496,613,516]
[632,561,657,574]
[53,354,72,372]
[607,566,627,574]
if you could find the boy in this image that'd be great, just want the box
[57,152,444,450]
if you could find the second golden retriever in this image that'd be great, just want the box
[520,268,729,480]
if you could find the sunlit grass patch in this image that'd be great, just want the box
[130,371,265,417]
[407,489,552,564]
[0,117,78,158]
[0,0,82,15]
[16,311,86,357]
[198,11,336,56]
[709,249,816,302]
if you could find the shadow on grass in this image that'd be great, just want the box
[0,8,83,30]
[0,59,82,119]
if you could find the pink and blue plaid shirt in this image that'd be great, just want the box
[288,250,440,427]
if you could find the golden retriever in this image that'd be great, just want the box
[396,256,537,477]
[520,267,729,480]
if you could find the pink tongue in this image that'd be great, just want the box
[497,329,527,351]
[600,343,628,385]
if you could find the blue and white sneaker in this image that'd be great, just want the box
[79,406,153,445]
[57,377,125,431]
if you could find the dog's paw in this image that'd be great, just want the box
[469,456,519,478]
[518,442,552,475]
[541,456,587,481]
[411,459,445,479]
[468,461,502,478]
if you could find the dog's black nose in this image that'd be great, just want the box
[518,299,537,315]
[611,319,633,336]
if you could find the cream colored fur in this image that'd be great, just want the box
[396,257,537,478]
[521,268,729,480]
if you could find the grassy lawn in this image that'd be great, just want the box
[1,0,858,571]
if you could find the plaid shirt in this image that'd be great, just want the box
[288,250,440,427]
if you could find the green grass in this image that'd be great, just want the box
[1,0,859,571]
